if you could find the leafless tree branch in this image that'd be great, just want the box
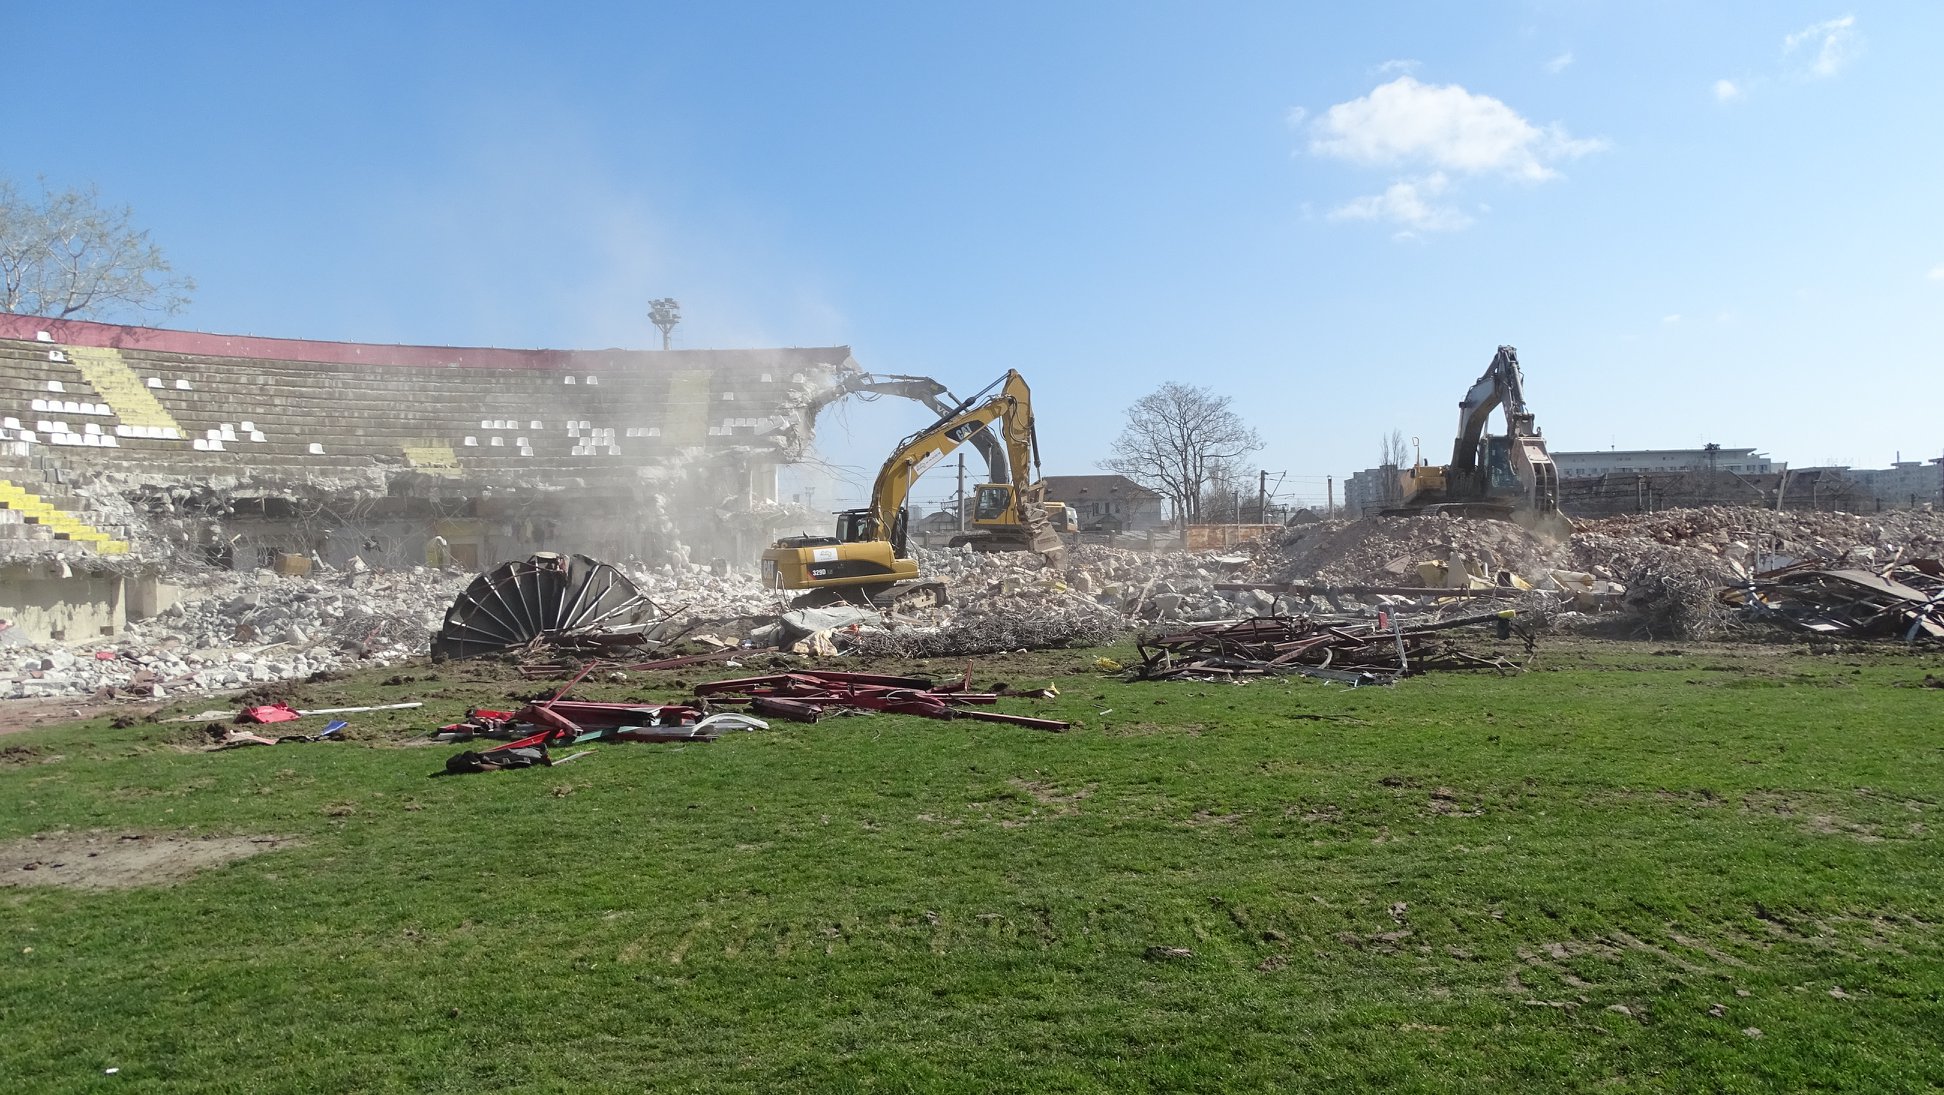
[0,176,194,320]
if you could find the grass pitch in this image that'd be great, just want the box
[2,640,1941,1092]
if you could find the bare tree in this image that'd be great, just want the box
[1102,382,1262,525]
[647,297,681,349]
[0,177,193,320]
[1380,428,1411,470]
[1378,428,1411,504]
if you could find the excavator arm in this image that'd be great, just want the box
[1449,345,1528,473]
[859,373,1029,554]
[836,373,1007,484]
[1395,345,1560,523]
[859,369,1063,556]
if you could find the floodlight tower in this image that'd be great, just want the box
[647,298,682,350]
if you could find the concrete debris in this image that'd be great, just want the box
[11,504,1937,705]
[853,595,1123,658]
[4,566,468,700]
[0,554,792,701]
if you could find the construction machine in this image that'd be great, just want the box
[1386,345,1566,532]
[762,369,1068,608]
[835,372,1075,550]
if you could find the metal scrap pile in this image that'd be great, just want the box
[434,694,760,774]
[1132,612,1532,685]
[1719,559,1944,640]
[433,664,1068,773]
[696,669,1070,730]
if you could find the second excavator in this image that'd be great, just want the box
[1386,345,1566,533]
[761,369,1067,608]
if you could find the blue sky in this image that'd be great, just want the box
[12,1,1942,512]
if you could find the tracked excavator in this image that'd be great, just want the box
[1386,345,1566,533]
[762,369,1068,609]
[834,372,1074,550]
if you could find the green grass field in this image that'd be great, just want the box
[3,640,1941,1092]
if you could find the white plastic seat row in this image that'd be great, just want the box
[112,424,183,440]
[30,398,111,416]
[50,432,120,447]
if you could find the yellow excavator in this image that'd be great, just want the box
[1386,345,1567,533]
[762,369,1068,608]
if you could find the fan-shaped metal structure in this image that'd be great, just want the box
[432,552,661,661]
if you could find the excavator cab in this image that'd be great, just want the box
[834,509,874,544]
[971,484,1014,523]
[1480,436,1522,492]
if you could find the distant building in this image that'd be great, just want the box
[1342,465,1402,518]
[1041,475,1165,532]
[916,507,963,535]
[1844,460,1944,508]
[1552,447,1780,478]
[1800,459,1944,510]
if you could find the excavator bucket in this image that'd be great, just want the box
[1016,484,1068,567]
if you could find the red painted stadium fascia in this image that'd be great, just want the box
[0,313,592,370]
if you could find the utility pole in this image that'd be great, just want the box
[956,453,966,531]
[1258,470,1267,525]
[1327,476,1334,519]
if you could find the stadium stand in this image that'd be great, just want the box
[0,314,862,568]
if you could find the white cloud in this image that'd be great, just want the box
[1373,59,1420,76]
[1662,314,1682,324]
[1327,172,1473,234]
[1713,78,1743,102]
[1928,263,1944,281]
[1784,14,1861,78]
[1284,105,1308,128]
[1544,51,1574,75]
[1308,76,1606,183]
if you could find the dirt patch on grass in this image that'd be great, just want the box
[1007,778,1091,812]
[1426,787,1485,818]
[0,830,298,890]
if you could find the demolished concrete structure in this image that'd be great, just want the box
[0,312,869,581]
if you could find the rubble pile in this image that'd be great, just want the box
[1258,507,1944,639]
[854,588,1124,657]
[620,562,784,619]
[1578,507,1944,563]
[11,504,1940,704]
[1272,515,1563,588]
[917,544,1271,623]
[4,566,474,700]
